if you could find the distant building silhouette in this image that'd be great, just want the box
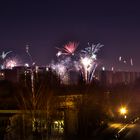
[0,66,140,86]
[94,70,140,86]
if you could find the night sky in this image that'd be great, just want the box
[0,1,140,71]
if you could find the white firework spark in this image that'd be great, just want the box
[111,67,114,71]
[130,58,133,66]
[119,56,122,61]
[56,51,62,57]
[81,43,103,58]
[102,66,105,71]
[78,43,103,83]
[0,51,12,59]
[24,63,29,67]
[79,56,97,82]
[0,51,13,69]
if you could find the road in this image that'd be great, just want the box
[119,122,140,140]
[92,117,140,140]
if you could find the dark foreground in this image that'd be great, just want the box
[1,118,140,140]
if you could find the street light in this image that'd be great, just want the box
[119,107,127,115]
[119,106,128,119]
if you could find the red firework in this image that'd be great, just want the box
[63,42,78,54]
[56,42,79,56]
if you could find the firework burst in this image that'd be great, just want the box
[78,43,103,83]
[81,43,103,58]
[0,51,12,60]
[52,42,103,84]
[4,57,21,69]
[0,51,13,69]
[56,42,79,57]
[79,56,97,83]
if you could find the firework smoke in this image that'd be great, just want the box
[50,61,68,83]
